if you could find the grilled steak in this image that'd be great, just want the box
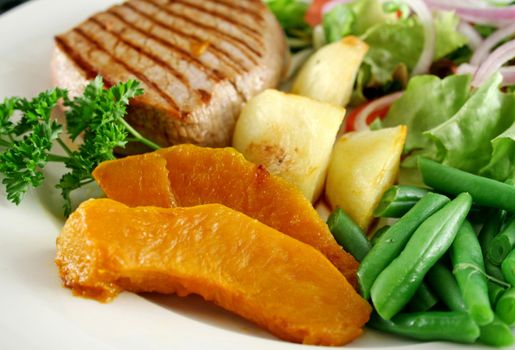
[52,0,287,147]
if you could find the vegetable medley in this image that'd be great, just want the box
[267,0,515,183]
[0,0,514,347]
[264,0,515,346]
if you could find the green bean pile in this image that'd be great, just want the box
[327,158,515,347]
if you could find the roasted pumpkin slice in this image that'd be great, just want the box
[93,145,359,287]
[91,152,176,208]
[56,199,371,346]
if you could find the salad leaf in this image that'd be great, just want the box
[362,12,467,85]
[323,4,355,43]
[382,0,410,19]
[480,122,515,182]
[384,72,515,182]
[362,18,421,85]
[264,0,310,31]
[474,24,497,38]
[323,0,386,43]
[426,73,515,177]
[347,0,386,35]
[382,74,471,164]
[434,11,469,60]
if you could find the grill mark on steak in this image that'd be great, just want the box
[52,0,286,147]
[55,36,106,83]
[108,5,246,103]
[124,1,248,74]
[73,27,181,115]
[142,0,261,64]
[208,0,265,21]
[88,17,198,98]
[105,8,222,83]
[171,0,264,45]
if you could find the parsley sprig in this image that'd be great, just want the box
[0,76,159,215]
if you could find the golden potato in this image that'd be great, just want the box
[233,89,345,202]
[291,36,368,107]
[325,126,407,231]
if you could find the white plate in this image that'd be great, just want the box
[0,1,503,349]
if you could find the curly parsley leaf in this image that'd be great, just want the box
[0,77,155,215]
[0,89,67,204]
[56,77,147,215]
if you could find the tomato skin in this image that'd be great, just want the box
[305,0,330,27]
[345,103,391,132]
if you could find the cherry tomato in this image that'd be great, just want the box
[305,0,330,27]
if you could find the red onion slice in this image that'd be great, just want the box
[458,63,515,86]
[456,63,478,75]
[408,0,436,75]
[458,21,483,51]
[354,92,404,131]
[472,39,515,87]
[424,0,515,26]
[500,66,515,85]
[471,22,515,65]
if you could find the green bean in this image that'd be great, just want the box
[501,248,515,286]
[426,262,467,312]
[488,281,507,307]
[486,260,507,283]
[407,282,439,312]
[424,261,511,346]
[418,158,515,213]
[368,311,480,343]
[478,210,506,253]
[327,207,371,262]
[371,193,472,319]
[478,211,509,284]
[374,185,429,218]
[496,287,515,326]
[451,220,494,326]
[487,217,515,265]
[370,225,390,246]
[478,315,515,347]
[358,192,450,300]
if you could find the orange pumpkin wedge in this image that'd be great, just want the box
[90,152,176,208]
[93,145,359,287]
[56,199,371,346]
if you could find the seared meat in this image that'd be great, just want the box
[52,0,287,147]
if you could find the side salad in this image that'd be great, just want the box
[266,0,515,183]
[265,0,515,346]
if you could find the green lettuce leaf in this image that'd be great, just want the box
[362,11,468,85]
[434,11,469,60]
[480,121,515,182]
[264,0,310,31]
[426,73,515,176]
[384,72,515,182]
[348,0,387,35]
[382,74,471,164]
[323,4,355,43]
[323,0,386,43]
[322,1,467,95]
[362,18,420,85]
